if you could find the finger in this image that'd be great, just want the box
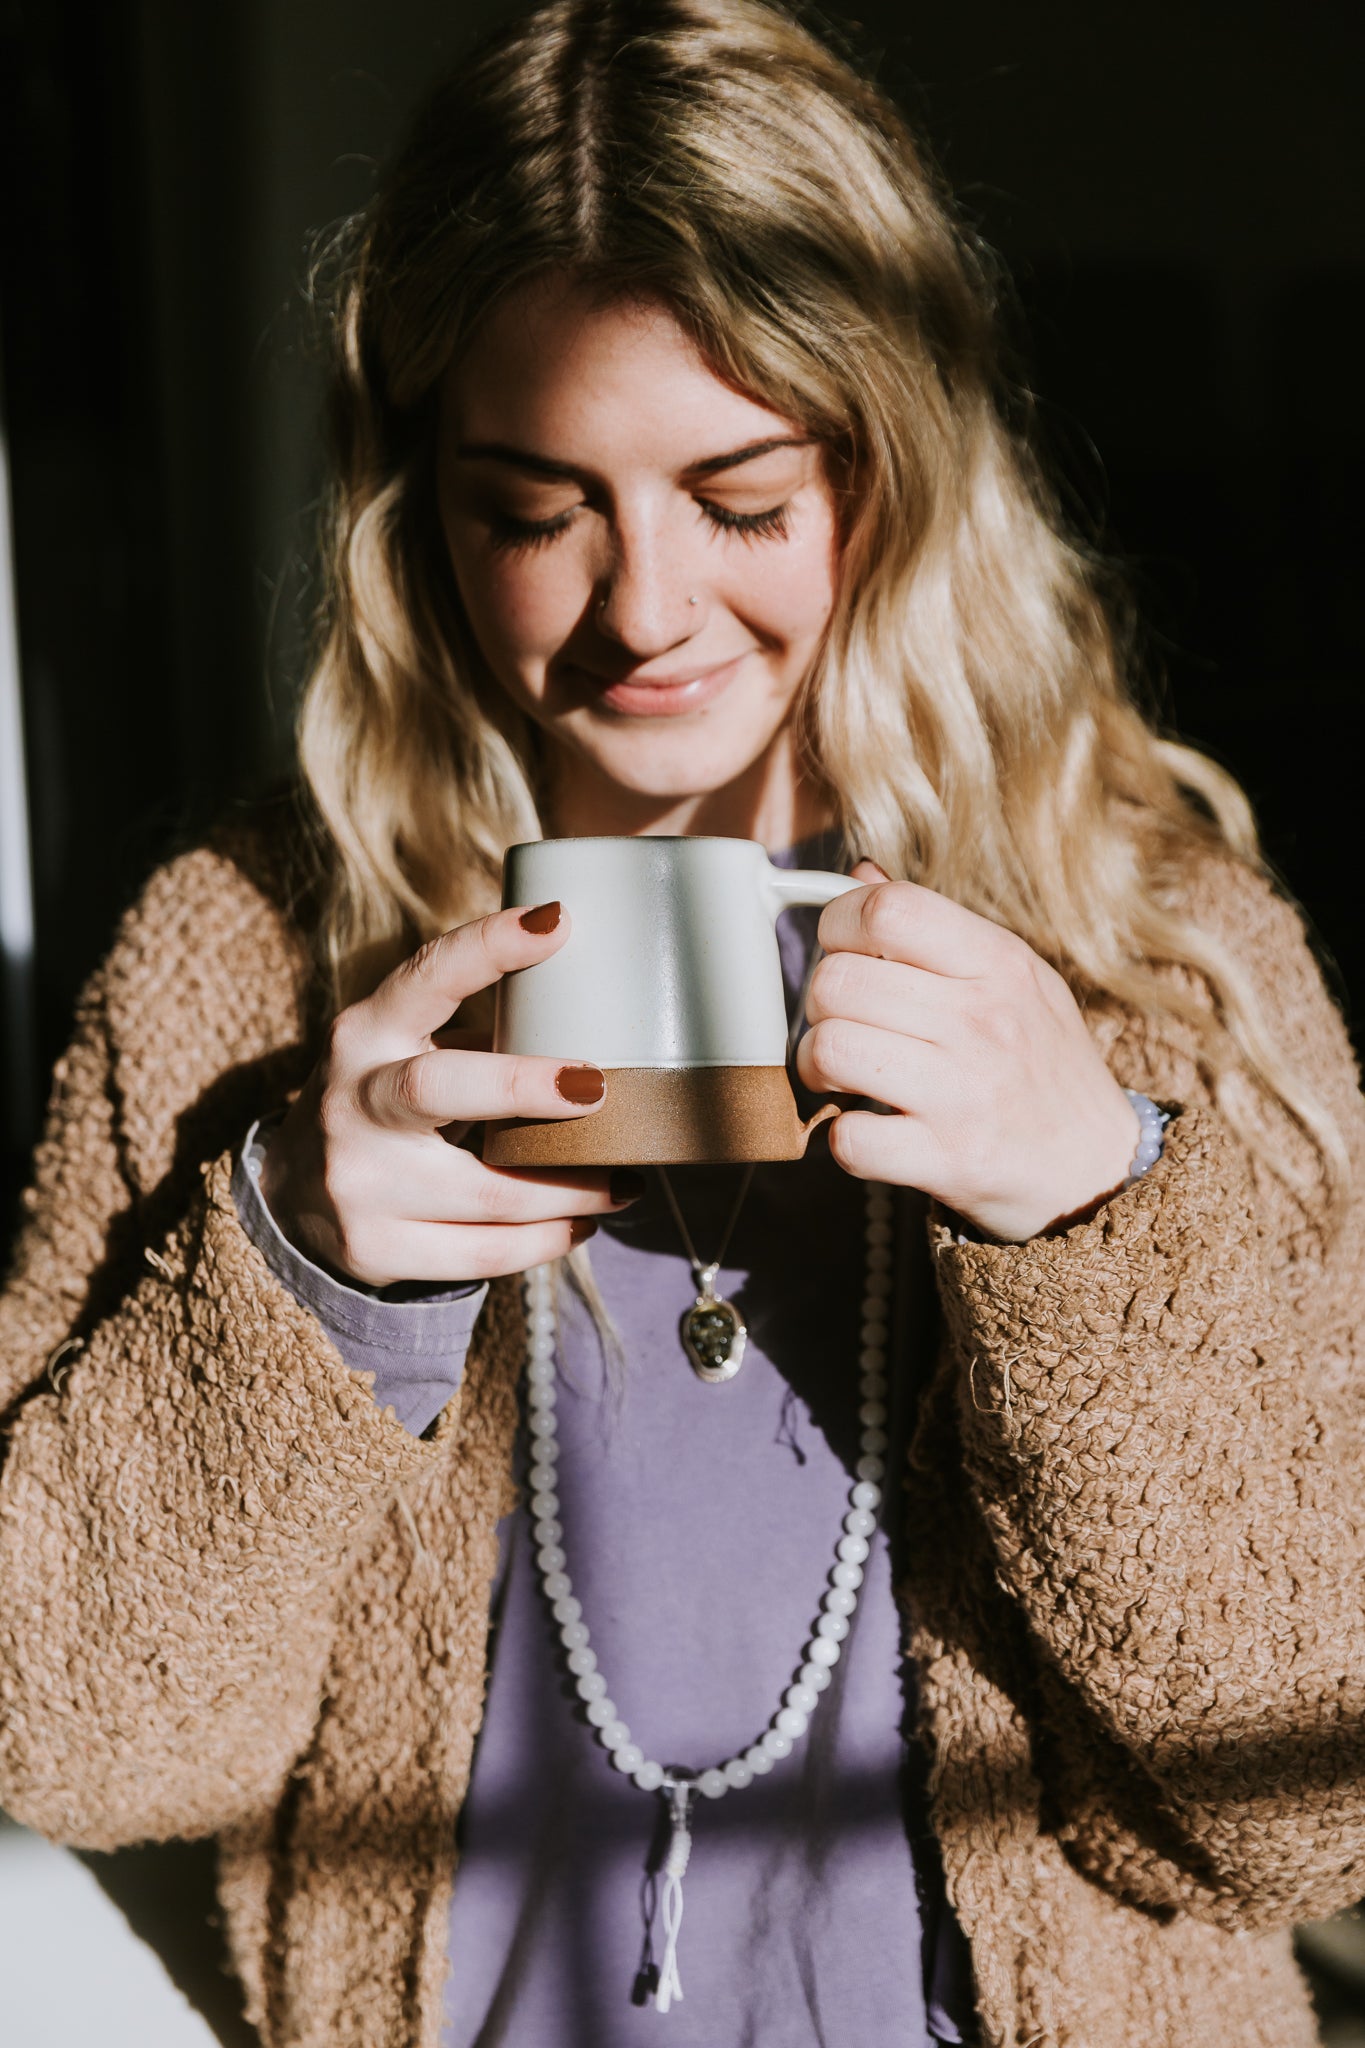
[806,949,956,1043]
[354,1215,601,1287]
[360,902,572,1049]
[390,1149,641,1226]
[364,1048,606,1133]
[816,878,1019,980]
[826,1108,941,1190]
[797,1014,942,1114]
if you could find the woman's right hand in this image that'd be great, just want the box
[259,900,633,1286]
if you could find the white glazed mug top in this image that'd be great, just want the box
[494,835,858,1068]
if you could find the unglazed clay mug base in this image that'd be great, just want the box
[483,836,858,1168]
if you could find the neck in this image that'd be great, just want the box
[545,733,835,852]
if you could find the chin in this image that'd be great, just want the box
[573,728,779,805]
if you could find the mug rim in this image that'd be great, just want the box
[506,833,764,851]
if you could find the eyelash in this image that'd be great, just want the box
[486,500,792,555]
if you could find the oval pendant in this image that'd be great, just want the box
[682,1293,747,1383]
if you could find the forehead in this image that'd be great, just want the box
[441,275,799,465]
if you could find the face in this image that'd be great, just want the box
[437,276,841,842]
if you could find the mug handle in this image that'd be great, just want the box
[762,864,863,1151]
[764,866,861,915]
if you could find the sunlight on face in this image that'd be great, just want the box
[437,276,840,843]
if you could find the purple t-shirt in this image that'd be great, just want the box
[233,853,977,2047]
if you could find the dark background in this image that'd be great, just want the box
[2,0,1362,1197]
[0,1,1363,2038]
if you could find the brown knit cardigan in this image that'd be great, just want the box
[2,821,1364,2048]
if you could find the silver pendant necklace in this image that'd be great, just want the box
[656,1163,756,1382]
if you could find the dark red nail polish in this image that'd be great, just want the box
[520,900,562,934]
[610,1169,645,1204]
[556,1064,605,1105]
[569,1216,599,1246]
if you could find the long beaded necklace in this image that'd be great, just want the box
[521,1176,896,2013]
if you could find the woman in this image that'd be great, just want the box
[2,1,1362,2043]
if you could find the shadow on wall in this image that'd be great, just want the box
[74,1836,261,2048]
[0,1811,257,2047]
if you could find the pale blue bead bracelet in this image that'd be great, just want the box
[1123,1088,1168,1185]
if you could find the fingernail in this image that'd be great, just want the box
[519,900,561,934]
[610,1169,645,1205]
[556,1063,605,1104]
[852,854,891,878]
[569,1216,598,1246]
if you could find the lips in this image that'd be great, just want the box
[578,653,746,718]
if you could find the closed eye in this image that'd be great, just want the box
[700,501,791,542]
[486,497,793,554]
[487,507,579,554]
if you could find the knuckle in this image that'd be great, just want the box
[316,1079,353,1144]
[468,1168,516,1223]
[330,1214,378,1282]
[508,1058,549,1116]
[320,1147,364,1222]
[473,910,517,972]
[806,1017,852,1078]
[977,995,1027,1060]
[391,1053,436,1123]
[464,1228,529,1280]
[858,883,905,957]
[1036,956,1075,1015]
[325,1007,363,1070]
[404,932,449,983]
[995,930,1035,987]
[809,951,857,1017]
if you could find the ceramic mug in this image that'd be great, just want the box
[482,835,859,1167]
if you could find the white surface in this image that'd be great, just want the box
[0,1820,218,2048]
[0,403,37,1150]
[0,416,32,973]
[497,835,855,1065]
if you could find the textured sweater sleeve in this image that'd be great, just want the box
[930,862,1365,1928]
[0,846,471,1851]
[232,1119,487,1439]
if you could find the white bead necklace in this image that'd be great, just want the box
[521,1177,896,2014]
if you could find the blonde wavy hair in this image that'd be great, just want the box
[298,0,1343,1208]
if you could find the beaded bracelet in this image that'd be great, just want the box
[1123,1089,1168,1185]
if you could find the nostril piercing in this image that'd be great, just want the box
[688,595,698,606]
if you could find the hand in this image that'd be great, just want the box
[797,864,1141,1242]
[259,903,637,1286]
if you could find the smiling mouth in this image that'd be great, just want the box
[578,654,747,717]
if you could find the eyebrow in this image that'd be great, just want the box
[453,434,814,482]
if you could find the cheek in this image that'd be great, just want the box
[738,516,839,654]
[449,532,584,680]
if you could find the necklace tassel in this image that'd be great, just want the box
[654,1779,694,2013]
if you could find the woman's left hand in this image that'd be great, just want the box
[798,862,1142,1242]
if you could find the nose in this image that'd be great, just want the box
[593,519,703,658]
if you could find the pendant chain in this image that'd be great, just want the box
[656,1161,755,1286]
[521,1177,895,2013]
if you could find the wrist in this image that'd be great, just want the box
[957,1088,1166,1245]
